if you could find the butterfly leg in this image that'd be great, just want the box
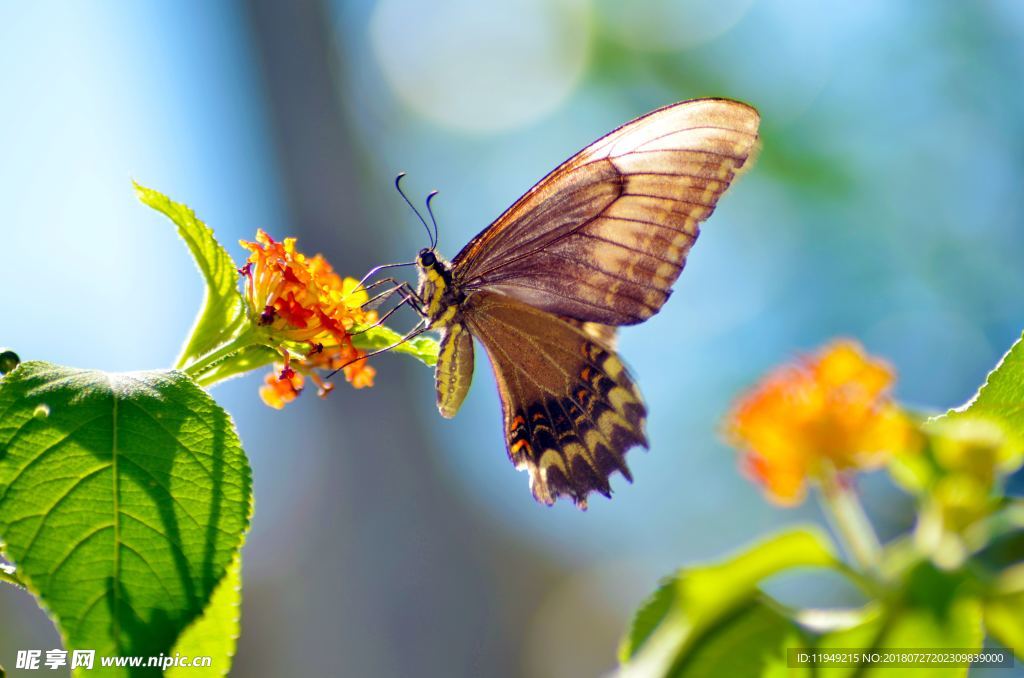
[325,320,429,379]
[359,278,407,309]
[359,278,427,318]
[351,286,425,337]
[355,276,400,295]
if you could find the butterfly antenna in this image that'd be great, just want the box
[425,190,440,250]
[395,172,435,249]
[348,260,417,296]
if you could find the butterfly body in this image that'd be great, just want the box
[406,98,760,508]
[416,249,463,328]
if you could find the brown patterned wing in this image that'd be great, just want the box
[560,318,619,351]
[463,291,647,508]
[452,98,760,326]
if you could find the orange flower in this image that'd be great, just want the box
[724,340,911,506]
[259,367,304,410]
[300,341,376,395]
[239,230,378,407]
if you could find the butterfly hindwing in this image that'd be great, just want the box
[452,98,760,326]
[463,292,646,508]
[561,318,619,351]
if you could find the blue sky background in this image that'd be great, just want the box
[1,2,1022,676]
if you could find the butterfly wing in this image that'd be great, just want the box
[452,98,760,326]
[560,318,619,351]
[463,291,646,508]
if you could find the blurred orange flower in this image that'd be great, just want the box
[239,229,377,407]
[724,340,911,505]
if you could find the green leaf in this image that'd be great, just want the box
[352,325,439,367]
[618,528,839,677]
[167,554,243,677]
[815,563,984,678]
[0,560,23,588]
[985,589,1024,659]
[970,502,1024,572]
[619,576,676,662]
[134,183,247,370]
[0,362,252,676]
[944,331,1024,435]
[981,556,1024,660]
[811,604,887,677]
[667,597,802,678]
[819,600,982,678]
[913,334,1024,559]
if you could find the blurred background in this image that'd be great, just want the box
[1,1,1023,676]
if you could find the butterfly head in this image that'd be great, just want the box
[417,248,438,268]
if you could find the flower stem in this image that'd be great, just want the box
[181,327,262,381]
[819,467,883,572]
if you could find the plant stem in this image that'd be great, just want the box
[181,328,261,381]
[191,345,280,388]
[819,466,883,572]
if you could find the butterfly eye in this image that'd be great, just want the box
[419,249,437,267]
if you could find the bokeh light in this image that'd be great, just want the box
[370,0,592,133]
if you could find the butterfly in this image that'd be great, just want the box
[367,98,760,508]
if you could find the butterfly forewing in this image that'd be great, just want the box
[452,98,760,326]
[463,292,646,508]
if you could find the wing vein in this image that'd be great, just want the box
[598,214,700,238]
[620,191,720,207]
[570,231,682,267]
[469,275,660,316]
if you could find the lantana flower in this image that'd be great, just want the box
[724,340,912,505]
[239,229,377,408]
[259,367,304,410]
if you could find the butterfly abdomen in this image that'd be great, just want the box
[435,322,474,418]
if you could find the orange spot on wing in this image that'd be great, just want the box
[511,439,532,455]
